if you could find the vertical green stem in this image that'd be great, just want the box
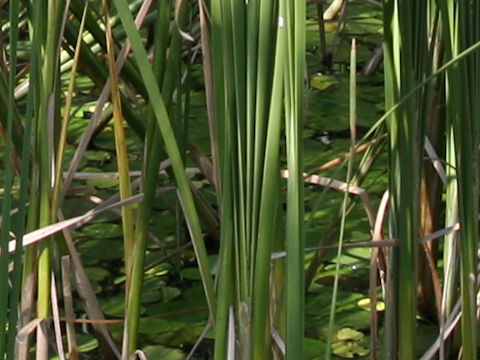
[0,0,21,356]
[438,1,479,357]
[324,39,356,360]
[36,0,63,358]
[113,0,216,321]
[284,0,305,357]
[383,1,429,358]
[104,3,137,356]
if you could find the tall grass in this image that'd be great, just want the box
[284,0,305,356]
[437,1,480,358]
[382,1,480,358]
[0,1,479,359]
[325,38,357,360]
[0,0,22,358]
[113,0,216,357]
[209,0,305,358]
[382,1,429,357]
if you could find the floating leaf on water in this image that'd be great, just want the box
[335,308,371,330]
[114,274,126,285]
[181,258,217,280]
[357,297,385,312]
[145,262,171,277]
[141,345,185,360]
[335,327,364,341]
[141,287,162,303]
[151,322,205,347]
[68,118,90,140]
[139,318,170,334]
[352,343,370,357]
[84,150,111,163]
[79,166,120,188]
[142,290,162,304]
[140,276,164,303]
[146,284,207,323]
[100,296,146,318]
[304,337,328,360]
[143,275,166,290]
[162,286,182,302]
[331,328,370,358]
[332,340,370,358]
[89,211,120,224]
[86,177,119,189]
[93,127,116,151]
[332,341,355,358]
[100,296,126,317]
[310,73,341,92]
[81,166,102,173]
[79,223,123,239]
[85,267,111,283]
[181,267,202,280]
[77,239,123,262]
[76,334,99,353]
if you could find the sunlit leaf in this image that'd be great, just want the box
[334,327,363,341]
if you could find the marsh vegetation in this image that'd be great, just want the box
[0,0,479,359]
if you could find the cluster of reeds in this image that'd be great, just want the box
[381,1,480,359]
[0,0,479,359]
[0,0,305,358]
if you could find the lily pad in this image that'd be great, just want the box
[304,337,328,359]
[86,177,119,189]
[332,340,369,358]
[141,345,185,360]
[100,296,145,318]
[100,296,126,317]
[84,149,111,163]
[357,297,385,312]
[84,267,111,283]
[80,167,120,188]
[93,127,116,151]
[335,327,364,341]
[331,328,369,358]
[68,117,90,140]
[141,276,164,303]
[139,317,170,334]
[149,322,205,347]
[181,267,202,280]
[310,73,341,92]
[77,239,123,262]
[79,223,123,239]
[146,284,207,323]
[76,334,99,353]
[162,286,182,302]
